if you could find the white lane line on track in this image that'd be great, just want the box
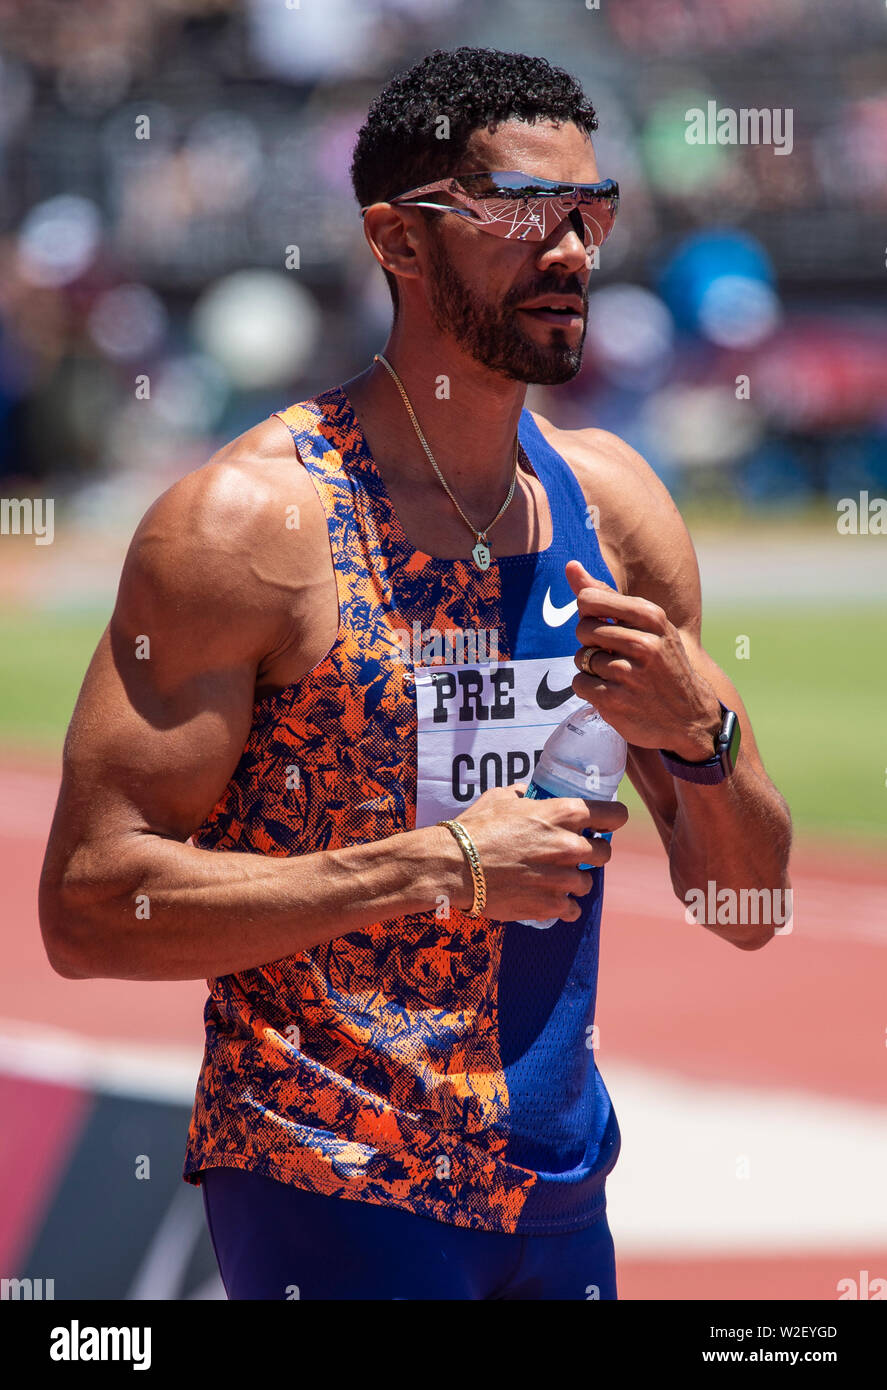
[603,1060,887,1255]
[0,1017,202,1102]
[2,1018,886,1258]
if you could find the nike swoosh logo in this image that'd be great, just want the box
[542,587,579,626]
[536,672,576,710]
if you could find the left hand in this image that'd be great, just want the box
[567,559,722,761]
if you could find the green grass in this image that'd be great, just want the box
[0,604,884,842]
[0,610,108,749]
[616,604,887,845]
[697,606,886,843]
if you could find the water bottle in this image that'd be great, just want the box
[518,704,627,929]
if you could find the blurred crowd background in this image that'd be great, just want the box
[1,0,886,533]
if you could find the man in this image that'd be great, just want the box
[39,48,791,1300]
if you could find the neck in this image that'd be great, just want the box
[343,318,528,509]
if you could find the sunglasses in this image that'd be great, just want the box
[362,170,619,247]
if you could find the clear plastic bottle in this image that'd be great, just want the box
[517,704,627,929]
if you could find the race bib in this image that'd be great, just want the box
[414,655,585,828]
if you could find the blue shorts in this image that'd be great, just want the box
[202,1166,618,1301]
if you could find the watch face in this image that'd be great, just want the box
[718,709,740,770]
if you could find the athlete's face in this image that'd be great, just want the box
[421,120,601,385]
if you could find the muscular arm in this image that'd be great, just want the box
[38,427,463,981]
[564,427,792,951]
[624,648,793,950]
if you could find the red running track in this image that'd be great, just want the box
[3,761,886,1299]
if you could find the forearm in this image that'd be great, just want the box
[667,757,792,949]
[41,825,468,982]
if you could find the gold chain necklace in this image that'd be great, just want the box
[373,352,519,571]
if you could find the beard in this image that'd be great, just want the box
[424,224,587,385]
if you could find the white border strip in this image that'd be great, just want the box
[0,1018,202,1104]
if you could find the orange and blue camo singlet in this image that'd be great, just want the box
[183,385,622,1234]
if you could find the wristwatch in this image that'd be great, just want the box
[659,701,741,785]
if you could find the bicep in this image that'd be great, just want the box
[39,584,264,961]
[60,616,257,848]
[47,470,285,868]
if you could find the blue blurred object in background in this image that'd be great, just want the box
[657,230,778,342]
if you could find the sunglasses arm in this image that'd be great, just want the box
[360,200,476,221]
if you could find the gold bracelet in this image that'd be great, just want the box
[437,819,487,918]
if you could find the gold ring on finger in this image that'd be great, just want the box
[580,646,597,677]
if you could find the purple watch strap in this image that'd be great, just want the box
[659,700,732,784]
[658,750,726,784]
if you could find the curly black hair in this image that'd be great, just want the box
[350,47,598,315]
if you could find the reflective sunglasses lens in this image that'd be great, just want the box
[469,194,617,244]
[455,172,540,196]
[578,197,618,247]
[456,172,607,198]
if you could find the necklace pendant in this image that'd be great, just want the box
[471,539,492,571]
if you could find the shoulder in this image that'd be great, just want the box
[115,413,321,654]
[529,410,675,518]
[134,410,304,517]
[131,415,315,570]
[191,413,314,522]
[529,411,702,632]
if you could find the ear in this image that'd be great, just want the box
[362,203,424,287]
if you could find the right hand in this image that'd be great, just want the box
[439,783,629,923]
